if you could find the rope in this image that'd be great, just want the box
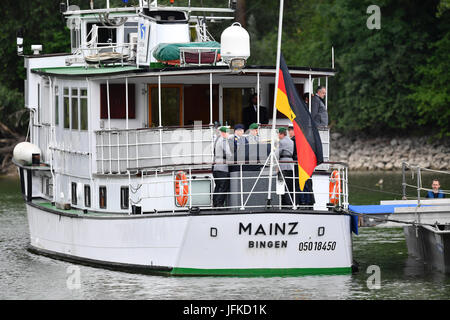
[347,210,437,227]
[348,183,405,197]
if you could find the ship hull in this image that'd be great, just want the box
[26,202,353,276]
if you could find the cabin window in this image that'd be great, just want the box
[87,23,117,47]
[71,88,79,130]
[149,85,183,127]
[84,185,91,208]
[63,88,70,129]
[80,89,88,130]
[120,186,129,209]
[222,87,254,127]
[71,182,77,205]
[54,86,59,126]
[99,186,107,209]
[124,22,138,43]
[100,84,135,119]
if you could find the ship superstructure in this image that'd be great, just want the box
[13,0,355,276]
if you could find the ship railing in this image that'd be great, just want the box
[95,126,216,174]
[126,161,348,214]
[95,126,330,175]
[179,47,220,67]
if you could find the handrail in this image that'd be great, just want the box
[402,161,450,201]
[127,162,349,214]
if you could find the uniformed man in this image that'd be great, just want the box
[277,127,294,207]
[248,123,260,144]
[213,127,232,207]
[230,124,248,165]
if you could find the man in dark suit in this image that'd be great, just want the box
[243,94,268,130]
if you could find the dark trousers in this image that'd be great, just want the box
[213,171,229,207]
[294,166,315,205]
[281,170,294,206]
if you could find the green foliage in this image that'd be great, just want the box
[409,10,450,138]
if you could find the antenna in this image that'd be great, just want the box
[16,28,24,56]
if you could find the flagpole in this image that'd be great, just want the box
[267,0,284,205]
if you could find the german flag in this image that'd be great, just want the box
[275,54,324,190]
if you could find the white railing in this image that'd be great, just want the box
[95,126,331,174]
[127,162,348,213]
[95,126,216,174]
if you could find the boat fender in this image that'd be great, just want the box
[329,170,341,205]
[175,171,189,207]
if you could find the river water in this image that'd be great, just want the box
[1,172,450,300]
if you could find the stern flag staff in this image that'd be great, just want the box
[275,54,324,190]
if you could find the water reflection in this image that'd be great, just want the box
[1,175,450,299]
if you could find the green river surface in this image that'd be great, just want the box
[1,172,450,300]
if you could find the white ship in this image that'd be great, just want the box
[13,0,356,276]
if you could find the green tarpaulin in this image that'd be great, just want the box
[153,41,220,61]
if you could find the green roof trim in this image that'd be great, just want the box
[32,65,142,76]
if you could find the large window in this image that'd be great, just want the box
[100,84,135,119]
[64,87,88,130]
[149,85,182,127]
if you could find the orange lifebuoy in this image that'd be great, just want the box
[329,170,341,205]
[175,171,189,207]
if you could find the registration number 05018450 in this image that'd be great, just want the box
[298,241,337,251]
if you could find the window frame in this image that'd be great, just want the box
[84,185,91,208]
[120,186,129,210]
[99,186,107,209]
[71,182,77,205]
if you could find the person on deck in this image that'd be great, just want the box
[303,92,310,105]
[311,86,328,128]
[426,179,446,198]
[243,94,268,130]
[213,127,232,207]
[247,123,260,144]
[277,127,294,207]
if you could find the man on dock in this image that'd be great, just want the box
[426,179,446,198]
[213,127,232,207]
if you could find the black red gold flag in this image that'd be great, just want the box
[275,54,324,190]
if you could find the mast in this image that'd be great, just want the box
[266,0,284,205]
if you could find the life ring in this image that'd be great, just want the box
[175,171,189,207]
[329,170,341,205]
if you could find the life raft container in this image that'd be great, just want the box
[175,171,189,207]
[329,170,341,205]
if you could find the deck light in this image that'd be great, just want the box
[230,58,245,73]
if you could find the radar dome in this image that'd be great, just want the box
[220,23,250,63]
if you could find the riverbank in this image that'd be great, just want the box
[330,134,450,171]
